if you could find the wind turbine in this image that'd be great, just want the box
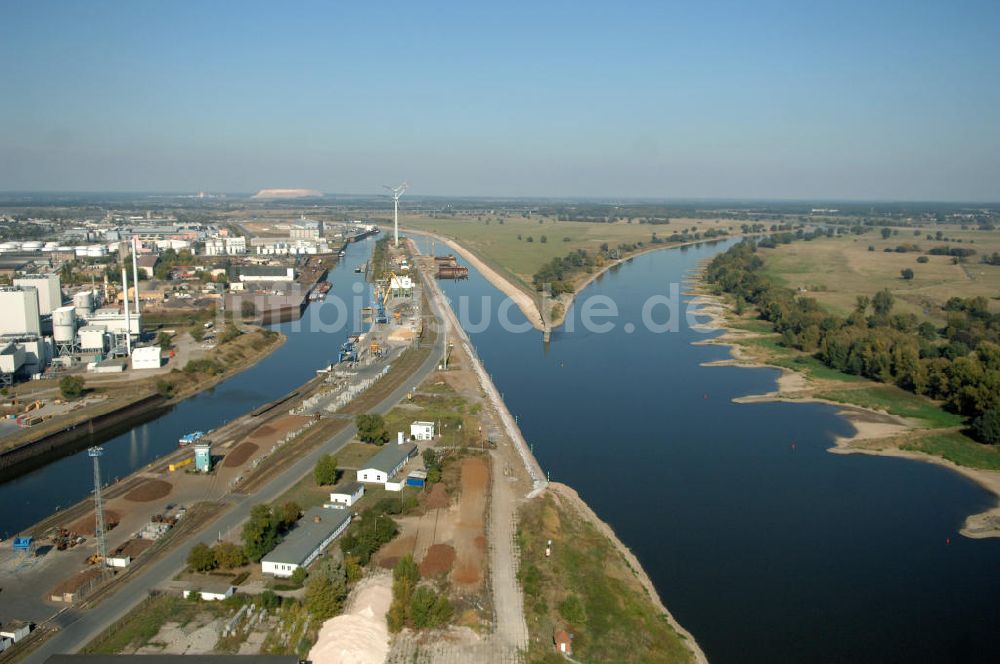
[382,182,408,247]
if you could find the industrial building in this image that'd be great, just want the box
[131,345,161,369]
[203,236,247,256]
[13,274,62,315]
[356,442,417,485]
[248,238,330,255]
[328,481,364,507]
[261,507,351,578]
[0,286,41,336]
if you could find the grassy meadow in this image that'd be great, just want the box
[758,228,1000,321]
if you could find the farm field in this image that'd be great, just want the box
[758,229,1000,321]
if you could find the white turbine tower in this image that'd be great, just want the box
[383,182,408,247]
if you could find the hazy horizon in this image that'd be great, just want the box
[2,1,998,201]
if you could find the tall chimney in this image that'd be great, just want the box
[121,258,132,355]
[131,236,141,314]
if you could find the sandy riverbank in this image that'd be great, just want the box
[547,482,709,664]
[688,275,1000,540]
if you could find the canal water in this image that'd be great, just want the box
[0,236,376,537]
[415,237,1000,663]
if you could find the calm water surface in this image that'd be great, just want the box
[416,236,1000,664]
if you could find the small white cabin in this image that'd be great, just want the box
[410,421,434,441]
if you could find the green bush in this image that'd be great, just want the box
[59,375,85,399]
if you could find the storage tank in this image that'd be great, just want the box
[73,290,95,316]
[43,242,58,251]
[56,246,74,252]
[74,246,88,257]
[86,246,107,258]
[52,305,77,344]
[21,241,43,251]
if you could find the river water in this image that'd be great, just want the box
[416,237,1000,663]
[0,237,376,538]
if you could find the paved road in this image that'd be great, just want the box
[24,288,447,664]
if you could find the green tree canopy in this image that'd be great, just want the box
[59,375,85,399]
[973,408,1000,445]
[314,454,339,485]
[187,542,217,572]
[356,413,390,445]
[213,541,247,569]
[242,504,281,562]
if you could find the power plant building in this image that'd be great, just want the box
[0,287,41,336]
[13,274,61,315]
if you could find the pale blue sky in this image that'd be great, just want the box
[1,1,998,200]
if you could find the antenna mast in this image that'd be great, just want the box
[89,446,108,569]
[382,182,408,247]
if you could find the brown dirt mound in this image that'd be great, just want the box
[425,483,450,510]
[420,543,456,577]
[66,509,120,536]
[451,562,480,585]
[124,479,172,502]
[224,442,258,467]
[474,535,487,551]
[250,424,277,439]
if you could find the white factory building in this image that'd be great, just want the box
[131,345,162,369]
[204,236,247,256]
[249,238,331,255]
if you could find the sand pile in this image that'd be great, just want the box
[309,574,392,664]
